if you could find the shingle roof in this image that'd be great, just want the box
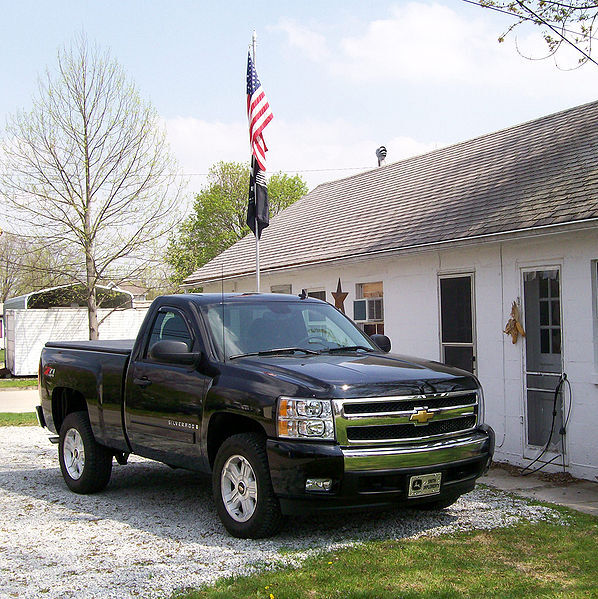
[185,101,598,286]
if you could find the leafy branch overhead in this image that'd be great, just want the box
[166,161,307,286]
[473,0,598,66]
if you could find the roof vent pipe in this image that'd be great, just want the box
[376,146,387,167]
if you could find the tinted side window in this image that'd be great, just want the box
[147,310,193,356]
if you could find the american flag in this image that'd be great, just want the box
[246,52,273,171]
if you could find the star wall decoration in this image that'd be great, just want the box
[332,278,348,313]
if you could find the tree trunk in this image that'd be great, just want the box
[86,246,98,340]
[87,283,99,340]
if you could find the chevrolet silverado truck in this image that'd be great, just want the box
[37,293,494,538]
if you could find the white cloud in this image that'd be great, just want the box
[337,3,475,83]
[275,3,598,97]
[269,18,330,62]
[164,117,248,175]
[164,115,440,193]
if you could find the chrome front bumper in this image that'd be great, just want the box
[342,429,492,472]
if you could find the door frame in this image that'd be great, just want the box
[437,271,477,375]
[520,264,567,463]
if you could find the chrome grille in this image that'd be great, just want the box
[333,390,479,446]
[342,393,477,415]
[347,416,477,442]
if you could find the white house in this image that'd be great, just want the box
[184,101,598,482]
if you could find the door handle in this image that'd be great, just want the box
[133,377,152,388]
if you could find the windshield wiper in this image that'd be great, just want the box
[229,347,320,359]
[324,345,375,353]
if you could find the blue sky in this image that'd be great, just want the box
[2,0,598,194]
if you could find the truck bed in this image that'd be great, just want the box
[44,339,134,354]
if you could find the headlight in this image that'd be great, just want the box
[277,398,335,440]
[477,385,485,424]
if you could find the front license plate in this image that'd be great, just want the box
[408,472,442,497]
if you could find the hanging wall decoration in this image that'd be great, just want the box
[332,278,348,313]
[504,300,526,344]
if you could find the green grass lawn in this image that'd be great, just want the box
[175,507,597,599]
[0,412,37,426]
[0,377,37,389]
[0,350,37,387]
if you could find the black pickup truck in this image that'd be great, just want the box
[37,293,494,538]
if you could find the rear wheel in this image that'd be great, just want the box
[212,432,282,539]
[58,411,112,494]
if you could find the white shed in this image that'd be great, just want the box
[4,285,147,376]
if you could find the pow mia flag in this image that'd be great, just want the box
[246,155,269,239]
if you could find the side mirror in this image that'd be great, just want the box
[371,334,391,353]
[148,340,201,366]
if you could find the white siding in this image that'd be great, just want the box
[5,308,148,377]
[204,228,598,481]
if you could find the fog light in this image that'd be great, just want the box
[305,478,332,492]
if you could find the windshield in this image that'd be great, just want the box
[201,300,377,360]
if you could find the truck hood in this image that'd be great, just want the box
[234,352,477,398]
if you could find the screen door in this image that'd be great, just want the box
[523,269,563,453]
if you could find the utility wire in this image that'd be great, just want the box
[520,373,569,476]
[178,166,373,177]
[0,167,373,178]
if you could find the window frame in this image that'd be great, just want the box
[307,289,326,302]
[592,261,598,382]
[437,272,477,374]
[270,284,292,294]
[144,306,196,361]
[353,281,384,336]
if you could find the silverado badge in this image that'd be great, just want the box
[410,408,435,425]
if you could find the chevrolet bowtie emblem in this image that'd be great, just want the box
[410,408,435,425]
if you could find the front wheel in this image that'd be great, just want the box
[212,432,282,539]
[58,411,112,494]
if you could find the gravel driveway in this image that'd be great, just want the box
[0,427,560,599]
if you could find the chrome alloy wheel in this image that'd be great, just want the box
[63,428,86,480]
[220,454,258,523]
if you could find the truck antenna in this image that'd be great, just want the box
[221,265,226,362]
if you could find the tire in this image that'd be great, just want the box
[212,432,283,539]
[414,494,460,510]
[58,411,112,494]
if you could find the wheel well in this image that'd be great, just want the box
[207,413,266,468]
[52,388,87,432]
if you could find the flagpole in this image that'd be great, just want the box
[252,30,260,293]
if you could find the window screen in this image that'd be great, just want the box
[440,277,472,344]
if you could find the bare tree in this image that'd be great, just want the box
[470,0,598,66]
[0,230,23,302]
[0,230,75,302]
[0,35,182,338]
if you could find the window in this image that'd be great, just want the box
[439,274,476,374]
[353,282,384,336]
[271,284,292,294]
[147,309,193,357]
[201,300,376,360]
[592,261,598,379]
[307,290,326,301]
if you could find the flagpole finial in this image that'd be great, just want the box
[252,30,257,63]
